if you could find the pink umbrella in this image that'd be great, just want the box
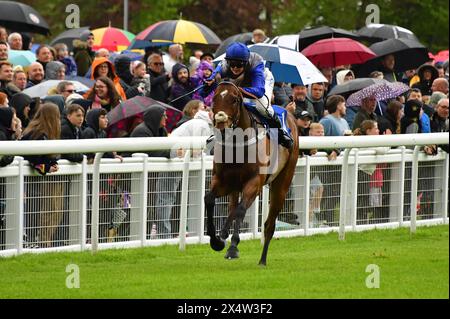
[301,37,376,68]
[433,50,449,63]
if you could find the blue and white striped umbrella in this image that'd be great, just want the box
[214,43,327,85]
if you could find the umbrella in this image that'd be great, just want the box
[346,81,410,107]
[214,43,328,85]
[22,80,90,98]
[65,75,95,88]
[215,32,253,57]
[298,26,360,51]
[301,38,376,68]
[354,38,429,76]
[135,19,221,45]
[50,27,90,52]
[433,50,449,63]
[0,1,50,35]
[107,96,181,127]
[327,78,386,98]
[91,26,135,52]
[128,39,173,50]
[268,34,299,51]
[357,24,419,43]
[8,49,36,67]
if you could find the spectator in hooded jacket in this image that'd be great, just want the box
[81,108,121,163]
[412,64,439,97]
[170,63,195,111]
[129,105,170,159]
[45,61,66,80]
[191,61,214,107]
[88,57,127,101]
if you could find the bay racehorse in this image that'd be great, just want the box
[204,81,299,265]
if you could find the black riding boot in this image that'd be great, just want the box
[267,114,293,149]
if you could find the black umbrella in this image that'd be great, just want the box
[214,32,253,57]
[357,24,419,43]
[354,38,429,76]
[0,1,50,35]
[298,26,360,51]
[50,27,90,51]
[327,78,386,98]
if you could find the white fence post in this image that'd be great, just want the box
[134,154,148,246]
[199,155,206,243]
[80,156,87,250]
[179,150,191,251]
[339,148,352,240]
[350,150,359,230]
[13,157,24,254]
[91,152,104,254]
[410,146,420,234]
[442,152,449,224]
[302,156,311,235]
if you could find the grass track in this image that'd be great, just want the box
[0,225,448,299]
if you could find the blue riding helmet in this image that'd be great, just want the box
[225,42,250,62]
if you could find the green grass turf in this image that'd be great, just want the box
[0,225,448,299]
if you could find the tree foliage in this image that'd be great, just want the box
[16,0,449,53]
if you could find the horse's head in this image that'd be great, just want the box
[212,82,243,131]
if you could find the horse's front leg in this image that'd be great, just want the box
[225,176,262,259]
[205,177,229,252]
[219,192,239,241]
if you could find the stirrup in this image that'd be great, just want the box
[279,129,294,149]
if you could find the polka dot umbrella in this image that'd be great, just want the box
[346,81,410,107]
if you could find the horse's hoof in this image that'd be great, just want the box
[210,236,225,251]
[225,246,239,259]
[258,260,267,267]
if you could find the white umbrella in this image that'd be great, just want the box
[214,43,327,85]
[22,80,90,98]
[268,34,299,51]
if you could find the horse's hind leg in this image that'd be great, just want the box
[259,167,295,266]
[225,177,262,259]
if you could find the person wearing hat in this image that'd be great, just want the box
[412,64,439,97]
[73,30,95,77]
[200,52,214,65]
[294,110,313,136]
[204,42,293,149]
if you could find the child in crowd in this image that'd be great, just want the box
[130,61,151,97]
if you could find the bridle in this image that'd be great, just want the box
[215,81,244,130]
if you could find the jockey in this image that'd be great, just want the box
[204,42,293,149]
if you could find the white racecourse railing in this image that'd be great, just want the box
[0,133,448,257]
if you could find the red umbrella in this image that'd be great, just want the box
[301,37,376,68]
[433,50,449,63]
